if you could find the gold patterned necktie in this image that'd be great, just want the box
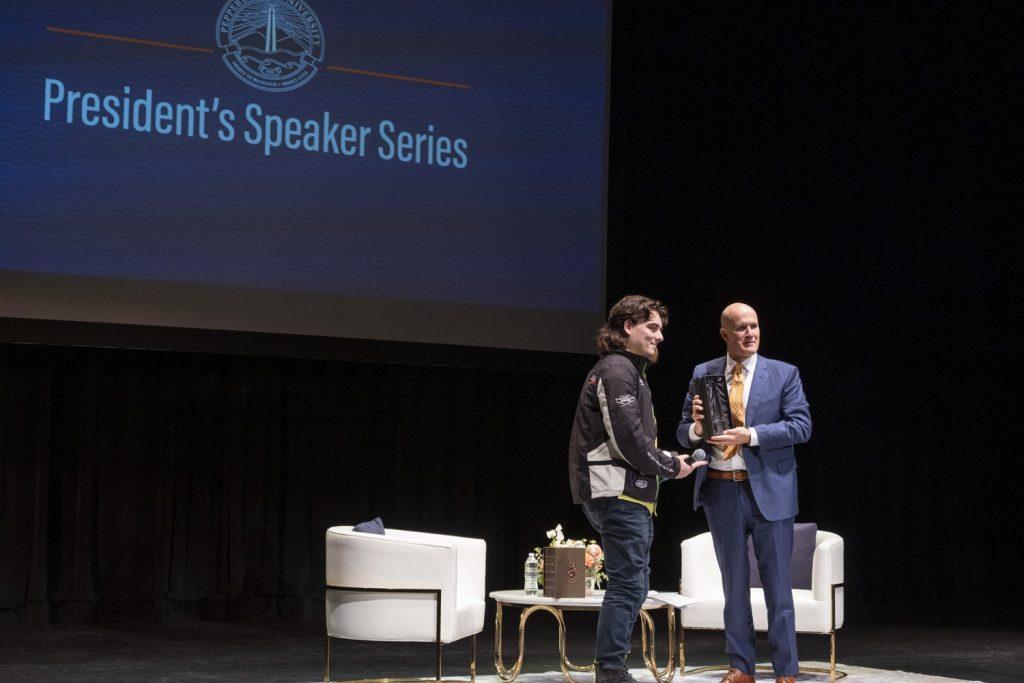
[724,362,745,460]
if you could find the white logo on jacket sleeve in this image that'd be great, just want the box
[635,479,648,489]
[614,394,637,407]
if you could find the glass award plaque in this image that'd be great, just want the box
[689,375,734,437]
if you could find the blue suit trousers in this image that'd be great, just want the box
[703,479,798,677]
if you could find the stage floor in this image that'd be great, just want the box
[1,616,1020,682]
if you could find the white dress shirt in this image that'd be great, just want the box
[689,353,760,471]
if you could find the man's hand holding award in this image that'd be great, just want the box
[689,376,751,446]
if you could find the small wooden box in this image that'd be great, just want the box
[542,547,586,598]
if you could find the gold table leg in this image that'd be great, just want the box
[638,607,677,683]
[494,601,679,683]
[678,617,685,675]
[495,601,584,683]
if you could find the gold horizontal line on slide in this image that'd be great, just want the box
[325,65,470,90]
[46,26,470,90]
[47,26,214,53]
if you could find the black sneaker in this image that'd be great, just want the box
[594,666,638,683]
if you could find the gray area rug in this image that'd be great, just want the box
[455,662,984,682]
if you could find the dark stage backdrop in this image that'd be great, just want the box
[0,2,1019,627]
[605,2,1018,625]
[0,343,598,623]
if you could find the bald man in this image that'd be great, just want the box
[676,304,811,683]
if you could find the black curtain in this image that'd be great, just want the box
[608,2,1018,625]
[0,343,601,623]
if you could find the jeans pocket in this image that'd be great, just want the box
[582,497,610,532]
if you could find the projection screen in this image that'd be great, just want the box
[0,2,609,354]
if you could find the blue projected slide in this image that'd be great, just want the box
[0,2,608,354]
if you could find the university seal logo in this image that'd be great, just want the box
[217,0,325,92]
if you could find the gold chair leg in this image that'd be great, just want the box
[471,633,477,682]
[680,632,846,680]
[795,630,845,680]
[831,629,837,681]
[325,585,481,682]
[324,634,331,683]
[324,635,480,682]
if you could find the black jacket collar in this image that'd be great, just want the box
[612,348,650,377]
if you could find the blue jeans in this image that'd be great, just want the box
[582,497,654,670]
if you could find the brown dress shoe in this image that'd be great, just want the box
[719,669,755,683]
[775,677,797,683]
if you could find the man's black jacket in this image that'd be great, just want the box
[568,349,681,504]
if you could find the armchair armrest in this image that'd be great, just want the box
[451,535,486,607]
[680,532,722,597]
[811,531,844,602]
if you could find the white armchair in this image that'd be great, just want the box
[324,526,487,682]
[679,530,845,679]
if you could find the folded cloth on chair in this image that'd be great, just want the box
[748,522,816,589]
[353,517,385,534]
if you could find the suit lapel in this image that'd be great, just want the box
[746,356,769,426]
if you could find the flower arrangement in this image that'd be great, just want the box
[534,524,607,591]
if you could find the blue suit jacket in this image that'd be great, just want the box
[676,355,811,521]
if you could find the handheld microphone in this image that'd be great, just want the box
[683,448,707,466]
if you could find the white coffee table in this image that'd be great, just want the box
[489,589,700,683]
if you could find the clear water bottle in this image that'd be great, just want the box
[524,552,539,596]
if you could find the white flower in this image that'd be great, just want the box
[545,524,566,545]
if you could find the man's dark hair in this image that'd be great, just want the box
[595,295,669,356]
